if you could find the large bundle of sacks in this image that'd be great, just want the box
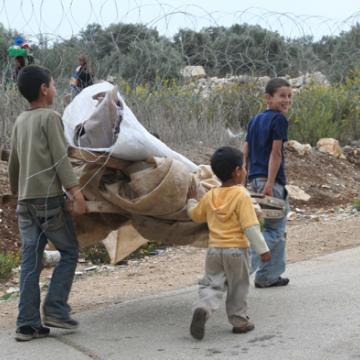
[63,82,220,262]
[63,82,285,263]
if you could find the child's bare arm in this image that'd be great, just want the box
[186,183,198,218]
[264,140,282,196]
[186,182,208,223]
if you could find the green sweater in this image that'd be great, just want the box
[8,108,78,200]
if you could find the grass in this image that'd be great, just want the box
[2,77,360,149]
[353,198,360,211]
[0,252,19,283]
[80,241,167,265]
[80,243,111,265]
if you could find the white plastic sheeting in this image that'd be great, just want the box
[62,82,198,172]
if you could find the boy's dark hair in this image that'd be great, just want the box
[17,65,52,102]
[265,78,291,96]
[210,146,243,182]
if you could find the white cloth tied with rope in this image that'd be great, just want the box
[62,81,198,172]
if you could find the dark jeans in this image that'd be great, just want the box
[16,196,79,329]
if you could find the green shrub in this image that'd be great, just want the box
[80,241,167,265]
[353,198,360,211]
[80,243,110,265]
[208,81,265,129]
[289,71,360,145]
[0,252,19,282]
[289,84,343,145]
[3,71,360,149]
[128,241,167,260]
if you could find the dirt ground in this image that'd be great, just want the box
[0,213,359,330]
[1,145,360,330]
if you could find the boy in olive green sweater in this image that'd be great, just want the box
[8,65,87,341]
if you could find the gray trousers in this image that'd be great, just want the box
[193,248,250,327]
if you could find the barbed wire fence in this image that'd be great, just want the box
[1,1,360,148]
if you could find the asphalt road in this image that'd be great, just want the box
[1,247,360,360]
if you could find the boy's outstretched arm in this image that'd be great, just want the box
[244,224,271,262]
[186,182,207,223]
[264,140,282,196]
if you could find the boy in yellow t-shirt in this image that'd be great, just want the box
[186,146,271,340]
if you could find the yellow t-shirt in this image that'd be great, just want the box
[189,185,259,248]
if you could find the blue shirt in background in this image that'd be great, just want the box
[246,109,288,186]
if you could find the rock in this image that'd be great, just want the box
[6,287,19,295]
[101,265,115,272]
[193,72,329,98]
[286,185,311,201]
[43,250,61,267]
[233,74,253,83]
[285,140,312,156]
[257,76,271,88]
[287,211,297,221]
[289,75,305,88]
[305,72,330,86]
[180,66,206,79]
[289,72,330,88]
[316,138,346,159]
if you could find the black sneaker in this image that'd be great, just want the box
[44,316,79,330]
[255,277,290,288]
[190,308,208,340]
[15,325,50,342]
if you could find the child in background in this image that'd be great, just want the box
[243,77,292,288]
[186,146,271,340]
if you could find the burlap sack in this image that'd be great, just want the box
[128,158,168,197]
[131,215,208,248]
[99,157,192,220]
[71,157,221,251]
[74,213,128,248]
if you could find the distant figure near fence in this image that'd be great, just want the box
[8,36,34,82]
[70,55,94,95]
